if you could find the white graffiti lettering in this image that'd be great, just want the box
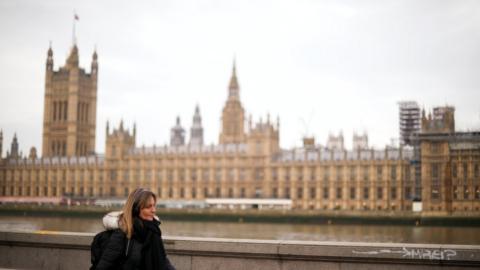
[352,247,457,260]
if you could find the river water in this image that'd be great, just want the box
[1,215,479,245]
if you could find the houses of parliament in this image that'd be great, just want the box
[1,42,479,214]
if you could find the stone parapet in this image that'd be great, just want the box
[0,230,479,269]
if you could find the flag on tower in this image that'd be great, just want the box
[74,13,79,20]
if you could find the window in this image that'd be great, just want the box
[323,187,329,199]
[431,164,439,180]
[310,168,316,181]
[297,187,303,199]
[310,187,316,199]
[145,170,152,182]
[239,168,246,181]
[336,187,342,199]
[285,187,290,199]
[241,188,246,198]
[391,187,397,200]
[134,169,140,182]
[110,170,117,181]
[405,187,412,200]
[475,186,480,200]
[228,188,233,198]
[272,168,278,181]
[227,169,234,181]
[273,187,278,198]
[350,187,356,199]
[363,187,369,199]
[179,169,185,182]
[191,169,197,181]
[255,168,264,181]
[336,166,342,181]
[452,164,458,178]
[404,166,411,181]
[297,167,303,181]
[390,166,397,181]
[377,187,383,199]
[202,169,209,181]
[431,143,440,154]
[350,166,356,181]
[376,166,383,181]
[463,163,468,181]
[431,187,440,200]
[464,186,469,200]
[363,166,369,181]
[255,188,262,198]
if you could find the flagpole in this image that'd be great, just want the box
[72,10,77,45]
[72,10,76,45]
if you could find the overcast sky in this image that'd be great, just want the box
[0,0,479,156]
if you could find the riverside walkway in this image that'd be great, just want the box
[0,230,479,269]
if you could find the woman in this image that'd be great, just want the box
[94,188,175,270]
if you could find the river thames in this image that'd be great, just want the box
[1,215,479,245]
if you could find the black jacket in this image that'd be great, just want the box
[94,213,174,270]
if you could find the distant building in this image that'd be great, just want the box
[417,107,480,212]
[326,132,344,150]
[0,42,479,214]
[352,133,368,150]
[398,101,420,146]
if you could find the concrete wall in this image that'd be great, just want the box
[0,230,479,270]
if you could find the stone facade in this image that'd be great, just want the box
[0,44,479,213]
[42,45,98,157]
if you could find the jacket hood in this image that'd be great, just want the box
[103,211,121,230]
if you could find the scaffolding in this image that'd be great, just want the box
[398,101,421,146]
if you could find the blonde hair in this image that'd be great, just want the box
[119,188,156,239]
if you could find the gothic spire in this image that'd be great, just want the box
[228,59,239,100]
[66,44,79,67]
[190,105,204,147]
[46,43,54,70]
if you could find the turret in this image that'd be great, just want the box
[66,45,79,68]
[421,106,455,133]
[105,121,135,160]
[189,105,204,147]
[91,49,98,75]
[46,44,54,71]
[170,116,185,147]
[228,59,239,100]
[8,133,19,159]
[29,147,38,159]
[353,132,369,150]
[326,132,345,150]
[247,114,280,156]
